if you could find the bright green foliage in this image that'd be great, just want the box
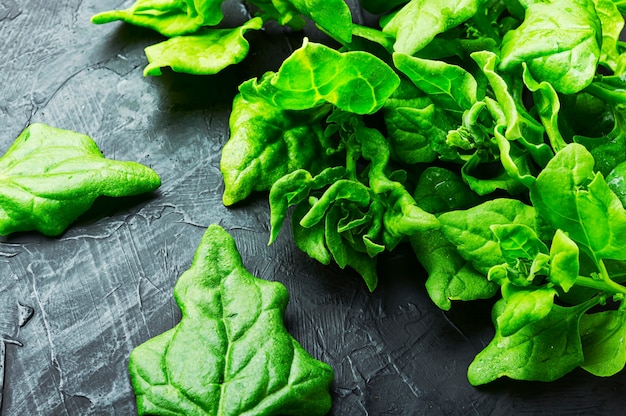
[499,0,602,94]
[580,310,626,376]
[240,40,400,115]
[220,91,333,206]
[91,0,225,37]
[129,224,334,415]
[0,123,160,236]
[94,0,626,388]
[143,17,263,76]
[382,0,486,56]
[467,299,589,385]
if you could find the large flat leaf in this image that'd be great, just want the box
[129,224,334,415]
[0,123,160,236]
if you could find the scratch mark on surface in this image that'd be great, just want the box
[26,264,69,413]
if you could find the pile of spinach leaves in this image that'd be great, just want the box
[94,0,626,385]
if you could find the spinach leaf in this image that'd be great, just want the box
[499,0,602,94]
[382,0,486,56]
[580,309,626,376]
[143,17,263,76]
[393,53,478,114]
[220,93,333,206]
[438,198,536,274]
[530,143,626,263]
[240,39,400,115]
[467,299,592,385]
[0,123,161,236]
[129,224,334,415]
[92,0,225,37]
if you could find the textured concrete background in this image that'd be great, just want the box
[0,0,624,414]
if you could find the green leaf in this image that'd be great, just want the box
[393,53,478,113]
[287,0,353,44]
[522,64,568,152]
[467,299,588,385]
[143,17,263,76]
[268,167,346,244]
[499,0,601,94]
[438,198,536,274]
[497,282,557,337]
[92,0,225,37]
[413,166,481,215]
[0,123,161,236]
[129,224,334,415]
[360,0,408,14]
[549,229,580,293]
[240,39,400,115]
[529,143,626,262]
[220,93,332,206]
[580,310,626,376]
[591,0,625,71]
[382,0,485,56]
[411,229,497,310]
[490,223,548,265]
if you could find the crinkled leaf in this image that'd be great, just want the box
[580,310,626,376]
[473,50,546,147]
[269,167,346,244]
[0,123,161,236]
[499,0,601,94]
[92,0,224,37]
[220,93,332,206]
[382,0,485,56]
[438,198,536,274]
[129,224,334,415]
[529,143,626,262]
[143,17,263,76]
[299,180,370,228]
[522,64,568,152]
[468,299,587,385]
[240,39,400,115]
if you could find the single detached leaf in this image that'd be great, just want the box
[0,123,161,236]
[129,224,334,415]
[143,17,263,76]
[468,299,587,385]
[92,0,225,37]
[530,143,626,262]
[240,39,400,115]
[499,0,601,94]
[580,309,626,376]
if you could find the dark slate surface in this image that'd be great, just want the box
[0,1,625,415]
